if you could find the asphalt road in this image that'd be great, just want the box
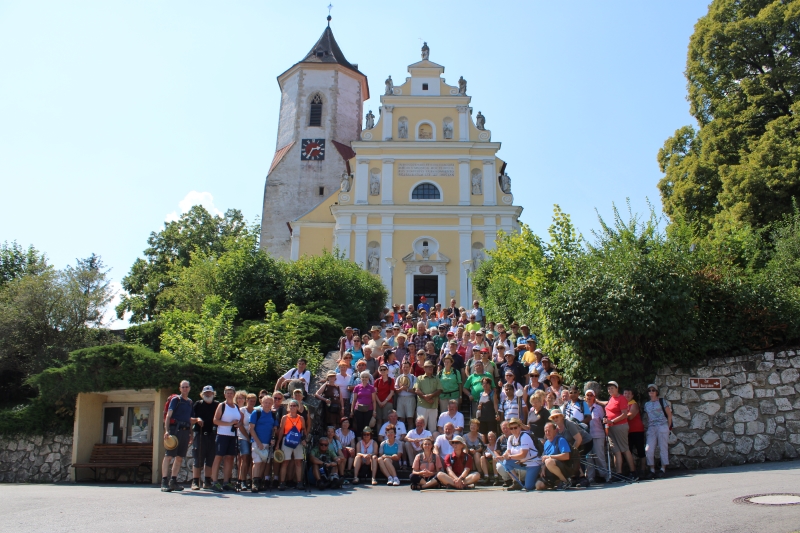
[1,462,800,533]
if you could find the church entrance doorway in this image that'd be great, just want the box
[413,275,438,307]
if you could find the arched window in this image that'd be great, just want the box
[412,183,441,200]
[309,94,323,127]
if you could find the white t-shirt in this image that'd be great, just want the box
[507,432,540,467]
[434,434,454,457]
[406,428,432,451]
[282,368,311,392]
[379,420,407,438]
[437,411,465,432]
[335,370,353,400]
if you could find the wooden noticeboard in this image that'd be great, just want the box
[689,378,721,390]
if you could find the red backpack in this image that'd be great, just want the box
[163,394,181,427]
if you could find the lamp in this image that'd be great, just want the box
[385,257,397,307]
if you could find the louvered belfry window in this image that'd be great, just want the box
[309,94,323,126]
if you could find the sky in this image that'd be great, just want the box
[0,1,711,326]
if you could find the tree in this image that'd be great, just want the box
[658,0,800,233]
[0,241,47,287]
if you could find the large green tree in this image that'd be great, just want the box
[658,0,800,233]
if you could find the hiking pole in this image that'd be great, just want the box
[579,458,636,484]
[605,424,612,483]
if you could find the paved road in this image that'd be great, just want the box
[1,462,799,532]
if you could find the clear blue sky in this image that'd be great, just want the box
[0,1,710,325]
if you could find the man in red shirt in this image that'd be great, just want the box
[375,364,395,433]
[604,381,637,480]
[436,436,482,489]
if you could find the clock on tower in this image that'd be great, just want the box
[300,139,326,161]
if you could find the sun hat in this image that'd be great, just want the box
[548,409,565,420]
[370,325,381,332]
[163,434,179,450]
[451,435,466,446]
[326,370,336,377]
[273,449,285,463]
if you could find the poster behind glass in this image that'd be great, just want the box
[126,406,151,443]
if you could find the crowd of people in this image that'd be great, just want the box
[161,298,674,493]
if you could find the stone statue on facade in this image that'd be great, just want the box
[369,171,380,195]
[471,171,483,195]
[367,249,380,274]
[476,111,486,130]
[340,171,351,193]
[365,110,375,129]
[421,42,429,60]
[458,76,467,95]
[472,248,485,272]
[421,244,429,259]
[499,173,511,194]
[443,120,453,140]
[385,76,394,96]
[398,118,408,139]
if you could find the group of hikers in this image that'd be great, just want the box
[161,299,674,493]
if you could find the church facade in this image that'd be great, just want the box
[261,22,522,307]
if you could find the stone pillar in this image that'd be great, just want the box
[382,159,395,204]
[380,217,394,305]
[459,216,472,305]
[290,225,301,261]
[354,215,368,268]
[405,266,414,304]
[482,159,496,206]
[355,158,369,205]
[457,105,469,141]
[484,216,497,251]
[334,220,352,260]
[382,105,394,141]
[436,267,447,307]
[458,159,470,205]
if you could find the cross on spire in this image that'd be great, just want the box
[327,4,333,25]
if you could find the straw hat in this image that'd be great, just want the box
[163,434,179,450]
[273,449,285,463]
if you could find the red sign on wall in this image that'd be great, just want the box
[689,378,721,390]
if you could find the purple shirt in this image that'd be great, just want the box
[353,384,376,409]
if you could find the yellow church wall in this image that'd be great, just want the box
[392,216,458,226]
[298,226,334,257]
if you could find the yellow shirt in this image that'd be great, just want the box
[521,350,537,366]
[465,322,482,332]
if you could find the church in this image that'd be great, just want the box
[260,19,522,308]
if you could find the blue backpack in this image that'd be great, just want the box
[284,418,303,449]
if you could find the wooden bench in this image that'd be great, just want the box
[73,444,153,484]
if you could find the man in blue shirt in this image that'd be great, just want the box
[162,380,193,492]
[417,295,431,314]
[249,394,277,492]
[536,422,573,490]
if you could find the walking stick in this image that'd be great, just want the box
[605,424,612,483]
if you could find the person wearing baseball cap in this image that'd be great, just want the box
[433,324,449,354]
[189,385,219,490]
[436,434,482,489]
[604,381,637,480]
[417,295,431,314]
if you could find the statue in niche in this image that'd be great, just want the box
[499,173,511,194]
[458,76,467,95]
[472,248,485,272]
[369,171,380,196]
[340,171,351,193]
[398,118,408,139]
[443,120,453,140]
[476,111,486,130]
[471,169,483,195]
[421,41,429,60]
[365,110,375,129]
[385,76,394,96]
[367,247,380,274]
[421,244,430,259]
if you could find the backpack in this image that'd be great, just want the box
[163,394,181,427]
[659,399,673,430]
[284,418,303,449]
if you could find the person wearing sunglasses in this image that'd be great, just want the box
[346,337,365,369]
[161,380,193,492]
[277,400,307,491]
[309,436,341,490]
[498,417,541,491]
[643,384,672,479]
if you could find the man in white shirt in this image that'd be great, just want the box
[367,326,383,353]
[378,410,408,442]
[437,399,465,435]
[276,359,311,394]
[434,422,456,458]
[404,416,432,465]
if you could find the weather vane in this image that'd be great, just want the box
[327,4,333,24]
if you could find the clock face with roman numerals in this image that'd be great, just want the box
[300,139,325,161]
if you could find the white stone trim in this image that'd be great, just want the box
[355,159,369,204]
[482,159,496,206]
[414,120,437,142]
[382,105,394,141]
[408,180,443,203]
[458,159,470,205]
[354,214,368,268]
[381,159,395,204]
[290,225,301,261]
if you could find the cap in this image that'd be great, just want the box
[541,356,550,362]
[526,337,536,343]
[472,346,480,352]
[362,427,373,434]
[451,435,466,446]
[534,348,543,354]
[420,295,427,301]
[202,385,215,394]
[446,331,455,337]
[520,324,529,329]
[504,370,515,376]
[510,322,519,327]
[607,381,619,388]
[480,347,490,353]
[647,383,658,391]
[449,340,457,345]
[380,319,387,324]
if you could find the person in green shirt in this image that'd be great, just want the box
[437,355,463,413]
[432,324,448,354]
[465,314,482,332]
[414,361,442,434]
[463,360,494,419]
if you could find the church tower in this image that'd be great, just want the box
[260,18,369,259]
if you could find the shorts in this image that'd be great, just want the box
[409,473,436,485]
[376,401,393,420]
[608,424,630,454]
[628,431,645,458]
[215,434,238,457]
[281,442,305,461]
[252,444,271,464]
[544,459,574,483]
[238,438,251,455]
[397,396,417,419]
[192,431,216,468]
[165,428,190,458]
[416,406,438,433]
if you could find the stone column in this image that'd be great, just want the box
[482,159,496,206]
[382,105,394,141]
[382,159,395,204]
[405,265,414,304]
[436,266,447,307]
[290,225,301,261]
[334,220,352,260]
[458,159,470,205]
[457,105,469,141]
[354,215,368,268]
[380,216,394,305]
[355,158,369,205]
[484,216,497,251]
[459,216,472,305]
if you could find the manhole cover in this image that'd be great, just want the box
[734,493,800,506]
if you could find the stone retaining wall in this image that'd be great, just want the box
[0,433,72,482]
[655,348,800,469]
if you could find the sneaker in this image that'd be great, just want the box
[556,480,571,491]
[203,480,212,490]
[168,479,183,492]
[295,483,305,491]
[371,478,378,486]
[411,483,421,491]
[251,481,259,493]
[506,482,523,491]
[222,482,235,492]
[278,482,287,491]
[160,479,171,492]
[211,482,223,493]
[502,479,513,488]
[352,477,359,484]
[190,479,200,491]
[392,477,400,486]
[493,478,504,486]
[656,470,666,479]
[387,477,393,486]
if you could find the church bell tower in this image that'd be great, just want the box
[260,18,369,259]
